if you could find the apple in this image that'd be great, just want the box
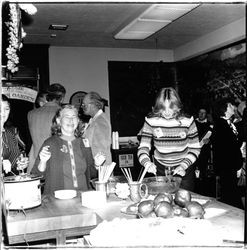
[139,211,157,218]
[185,201,205,219]
[154,193,173,207]
[174,189,191,208]
[154,201,174,218]
[137,200,154,217]
[126,203,138,214]
[173,205,189,217]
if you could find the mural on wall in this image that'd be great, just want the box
[177,40,246,116]
[205,42,245,103]
[108,40,245,137]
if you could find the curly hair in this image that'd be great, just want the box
[51,104,84,137]
[148,87,183,120]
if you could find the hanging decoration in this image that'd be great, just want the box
[5,3,37,73]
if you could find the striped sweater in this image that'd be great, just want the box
[137,116,201,170]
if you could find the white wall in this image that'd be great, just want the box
[49,17,245,118]
[49,47,173,117]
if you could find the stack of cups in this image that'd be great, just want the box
[112,131,119,149]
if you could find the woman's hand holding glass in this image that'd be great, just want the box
[16,154,29,174]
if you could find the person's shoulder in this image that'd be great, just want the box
[5,126,16,136]
[145,116,157,123]
[28,107,39,116]
[43,135,59,144]
[98,112,109,120]
[96,113,110,125]
[144,116,164,127]
[180,114,194,122]
[28,106,46,116]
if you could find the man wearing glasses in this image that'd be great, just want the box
[82,92,112,177]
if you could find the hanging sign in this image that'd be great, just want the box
[2,86,38,103]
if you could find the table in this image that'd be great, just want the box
[5,192,245,247]
[5,195,102,245]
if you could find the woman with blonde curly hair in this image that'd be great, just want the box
[31,105,94,194]
[138,87,201,191]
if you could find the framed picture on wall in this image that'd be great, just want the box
[69,91,87,109]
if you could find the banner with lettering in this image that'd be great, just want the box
[2,86,38,103]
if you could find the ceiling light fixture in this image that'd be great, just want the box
[114,4,199,40]
[49,24,68,31]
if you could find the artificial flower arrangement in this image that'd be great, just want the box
[5,3,37,73]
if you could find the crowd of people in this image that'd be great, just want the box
[137,88,245,209]
[1,85,245,209]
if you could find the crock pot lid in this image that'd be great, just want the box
[4,174,43,183]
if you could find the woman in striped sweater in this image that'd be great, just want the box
[137,87,201,191]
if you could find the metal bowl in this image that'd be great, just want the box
[90,175,127,194]
[142,176,182,195]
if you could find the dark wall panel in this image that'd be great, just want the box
[108,61,177,137]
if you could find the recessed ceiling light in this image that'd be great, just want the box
[49,24,68,31]
[114,4,199,40]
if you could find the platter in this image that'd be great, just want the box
[54,189,77,200]
[120,206,138,215]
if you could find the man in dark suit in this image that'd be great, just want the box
[194,108,213,196]
[212,98,243,209]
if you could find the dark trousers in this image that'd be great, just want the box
[219,171,243,209]
[154,159,196,192]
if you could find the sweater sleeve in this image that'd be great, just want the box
[181,117,201,169]
[137,118,153,166]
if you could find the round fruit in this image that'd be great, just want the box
[139,211,157,218]
[154,201,174,218]
[173,205,189,217]
[154,193,173,206]
[185,201,205,219]
[137,200,154,217]
[126,203,138,214]
[174,189,191,208]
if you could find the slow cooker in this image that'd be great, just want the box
[4,174,42,210]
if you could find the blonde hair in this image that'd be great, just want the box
[148,87,183,119]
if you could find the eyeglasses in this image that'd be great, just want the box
[81,103,92,108]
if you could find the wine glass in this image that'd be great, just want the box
[17,152,27,176]
[165,166,173,183]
